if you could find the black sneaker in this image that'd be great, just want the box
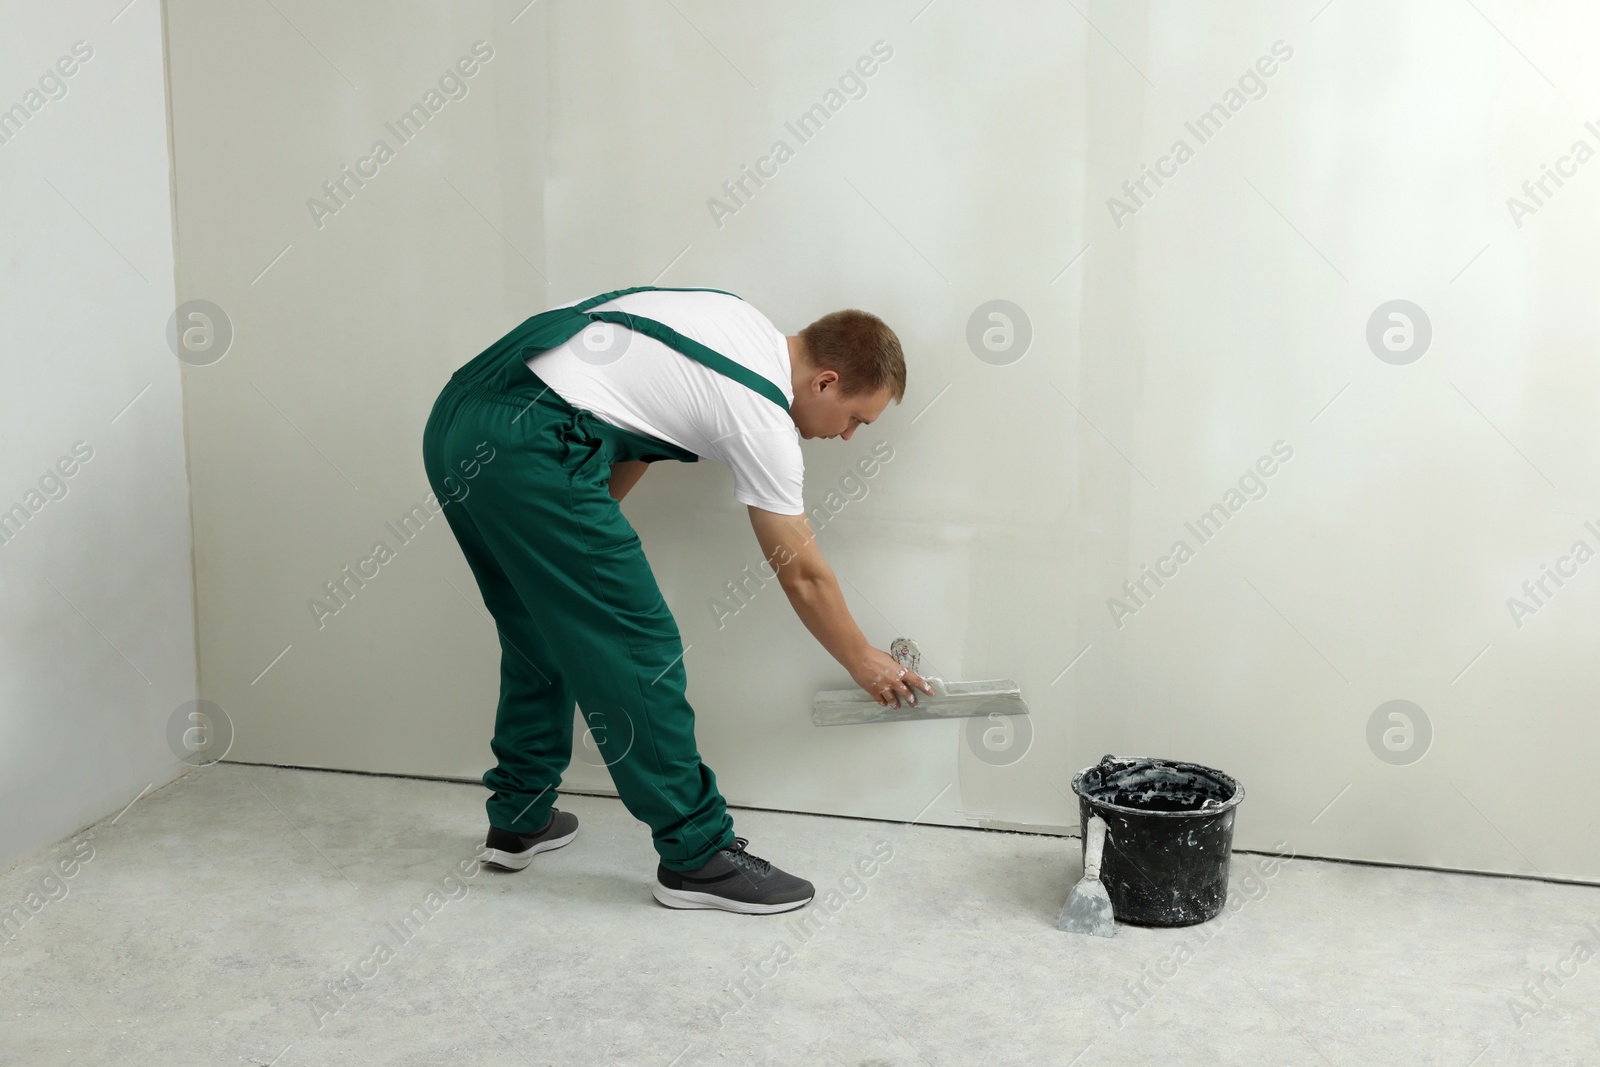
[653,837,814,914]
[480,809,579,871]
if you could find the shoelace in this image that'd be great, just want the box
[721,837,773,876]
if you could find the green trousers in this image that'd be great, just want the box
[422,346,736,872]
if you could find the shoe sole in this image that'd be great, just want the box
[479,826,578,872]
[651,883,814,914]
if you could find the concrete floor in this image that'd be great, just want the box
[2,765,1597,1066]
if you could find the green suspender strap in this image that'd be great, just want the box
[470,285,791,414]
[584,309,791,413]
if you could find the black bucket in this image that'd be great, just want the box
[1071,754,1245,927]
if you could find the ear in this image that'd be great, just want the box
[812,368,841,394]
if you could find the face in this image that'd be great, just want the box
[791,372,893,441]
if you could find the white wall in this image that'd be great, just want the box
[0,0,196,871]
[165,0,549,777]
[166,0,1600,881]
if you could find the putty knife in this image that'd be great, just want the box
[1058,814,1115,937]
[811,637,1030,727]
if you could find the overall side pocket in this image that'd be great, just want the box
[627,635,700,765]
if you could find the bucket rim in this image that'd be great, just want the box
[1071,755,1246,818]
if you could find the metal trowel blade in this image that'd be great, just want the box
[810,679,1028,727]
[1057,879,1116,938]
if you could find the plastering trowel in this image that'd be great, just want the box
[1057,814,1116,937]
[811,638,1030,727]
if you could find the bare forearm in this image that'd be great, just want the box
[779,565,872,667]
[747,505,931,706]
[608,460,648,501]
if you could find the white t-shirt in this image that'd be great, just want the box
[524,289,805,515]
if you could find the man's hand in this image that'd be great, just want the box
[849,645,933,709]
[747,507,935,707]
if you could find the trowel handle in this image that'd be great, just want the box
[889,637,920,673]
[1083,815,1108,880]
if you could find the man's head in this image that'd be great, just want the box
[787,309,906,441]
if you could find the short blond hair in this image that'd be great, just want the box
[799,309,906,401]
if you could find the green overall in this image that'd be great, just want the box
[421,286,789,872]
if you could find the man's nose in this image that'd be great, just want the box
[840,425,857,440]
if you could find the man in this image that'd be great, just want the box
[422,286,933,915]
